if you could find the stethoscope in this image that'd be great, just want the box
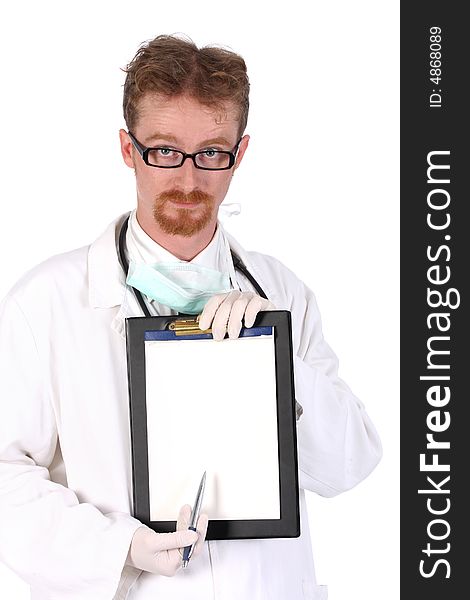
[118,214,268,318]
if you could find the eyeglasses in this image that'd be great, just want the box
[127,131,242,171]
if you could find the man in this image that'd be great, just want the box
[0,35,382,599]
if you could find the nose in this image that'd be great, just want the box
[175,156,200,193]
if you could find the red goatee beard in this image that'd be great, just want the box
[152,189,215,237]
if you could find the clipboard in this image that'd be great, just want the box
[125,310,300,540]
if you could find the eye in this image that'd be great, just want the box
[203,149,218,158]
[157,147,173,156]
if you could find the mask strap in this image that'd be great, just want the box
[218,202,241,220]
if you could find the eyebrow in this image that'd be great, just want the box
[144,133,234,148]
[145,132,179,145]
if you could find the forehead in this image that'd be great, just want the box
[134,94,239,145]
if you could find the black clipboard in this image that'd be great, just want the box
[125,310,299,540]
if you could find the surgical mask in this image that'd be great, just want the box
[126,260,232,314]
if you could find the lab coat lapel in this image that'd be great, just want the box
[87,212,142,339]
[111,287,144,339]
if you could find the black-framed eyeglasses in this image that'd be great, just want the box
[127,131,242,171]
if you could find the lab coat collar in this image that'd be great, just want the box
[87,213,129,309]
[223,230,277,304]
[87,212,137,339]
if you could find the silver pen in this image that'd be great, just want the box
[182,471,206,568]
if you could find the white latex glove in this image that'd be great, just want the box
[198,290,275,341]
[126,505,208,576]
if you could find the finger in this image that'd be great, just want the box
[198,294,228,330]
[157,515,206,577]
[244,295,267,328]
[227,293,252,339]
[176,504,192,531]
[154,529,198,553]
[149,529,199,577]
[211,291,242,341]
[190,513,209,559]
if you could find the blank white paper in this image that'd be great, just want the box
[144,334,280,521]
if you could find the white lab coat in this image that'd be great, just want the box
[0,213,382,600]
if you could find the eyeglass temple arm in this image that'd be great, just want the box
[127,131,145,156]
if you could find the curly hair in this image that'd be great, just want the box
[122,34,250,137]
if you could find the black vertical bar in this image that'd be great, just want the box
[401,4,467,598]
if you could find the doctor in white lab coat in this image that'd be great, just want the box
[0,34,382,600]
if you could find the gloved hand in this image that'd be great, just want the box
[126,504,208,576]
[198,290,275,341]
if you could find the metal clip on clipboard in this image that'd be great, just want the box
[168,317,212,336]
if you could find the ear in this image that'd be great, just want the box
[119,129,135,169]
[233,134,250,170]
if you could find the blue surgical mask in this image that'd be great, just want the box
[126,260,232,314]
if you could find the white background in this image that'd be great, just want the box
[0,1,399,598]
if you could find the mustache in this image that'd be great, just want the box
[157,189,213,204]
